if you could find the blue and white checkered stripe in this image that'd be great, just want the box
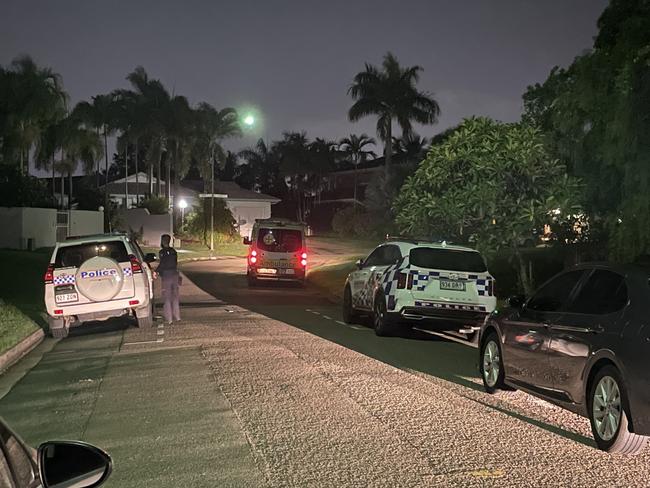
[53,274,75,285]
[122,266,132,277]
[382,265,401,311]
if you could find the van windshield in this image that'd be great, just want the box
[257,228,302,252]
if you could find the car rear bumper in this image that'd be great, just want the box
[393,305,489,329]
[45,295,149,319]
[249,268,305,281]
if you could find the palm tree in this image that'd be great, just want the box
[73,93,117,211]
[277,132,313,222]
[339,134,376,206]
[348,52,440,174]
[1,55,67,174]
[393,132,429,165]
[238,139,281,193]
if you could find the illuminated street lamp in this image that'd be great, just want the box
[178,198,188,228]
[243,114,255,127]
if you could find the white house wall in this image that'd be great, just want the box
[226,200,272,237]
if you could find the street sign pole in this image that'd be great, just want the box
[210,154,215,254]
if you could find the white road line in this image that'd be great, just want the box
[311,311,321,315]
[157,330,164,336]
[335,320,346,325]
[322,315,332,320]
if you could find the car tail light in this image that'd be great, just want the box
[250,256,257,264]
[300,251,307,267]
[301,252,307,260]
[129,254,143,273]
[301,259,307,267]
[397,272,407,289]
[407,273,414,290]
[53,309,63,315]
[251,250,257,257]
[44,264,55,284]
[129,300,139,306]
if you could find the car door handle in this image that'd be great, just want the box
[587,325,604,334]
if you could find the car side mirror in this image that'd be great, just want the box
[144,253,157,263]
[508,294,526,309]
[243,237,251,245]
[38,441,112,488]
[356,258,364,269]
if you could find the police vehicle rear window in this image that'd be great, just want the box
[256,228,302,252]
[55,241,129,268]
[409,248,487,272]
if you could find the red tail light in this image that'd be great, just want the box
[300,251,307,267]
[397,272,407,289]
[129,254,143,273]
[44,264,55,284]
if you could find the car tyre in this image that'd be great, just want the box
[48,317,69,339]
[136,301,154,328]
[480,332,505,393]
[342,285,359,324]
[247,274,257,287]
[372,293,391,336]
[588,365,648,454]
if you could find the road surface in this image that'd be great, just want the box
[0,257,648,487]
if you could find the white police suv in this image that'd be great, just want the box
[343,239,496,336]
[44,233,156,338]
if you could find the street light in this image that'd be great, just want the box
[243,114,255,127]
[178,199,188,228]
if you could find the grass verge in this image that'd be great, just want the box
[0,302,40,355]
[143,241,248,261]
[0,249,50,327]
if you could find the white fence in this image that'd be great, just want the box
[116,208,172,247]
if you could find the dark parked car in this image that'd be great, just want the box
[479,263,650,454]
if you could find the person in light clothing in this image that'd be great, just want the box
[157,234,181,324]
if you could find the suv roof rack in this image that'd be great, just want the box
[385,234,455,245]
[65,232,126,241]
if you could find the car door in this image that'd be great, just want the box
[501,269,585,390]
[548,269,629,402]
[351,245,401,310]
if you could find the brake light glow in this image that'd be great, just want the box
[250,256,257,264]
[44,264,55,284]
[301,252,307,259]
[251,250,257,257]
[397,272,407,289]
[129,300,139,306]
[301,259,307,267]
[129,254,143,273]
[53,309,63,315]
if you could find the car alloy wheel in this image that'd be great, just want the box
[482,340,500,388]
[588,365,648,454]
[373,295,389,336]
[592,375,622,442]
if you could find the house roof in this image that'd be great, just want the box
[182,179,280,203]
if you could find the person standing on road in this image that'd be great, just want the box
[157,234,181,325]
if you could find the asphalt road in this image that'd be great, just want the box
[1,256,650,486]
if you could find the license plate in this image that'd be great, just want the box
[280,269,295,275]
[55,292,78,303]
[258,268,277,274]
[265,260,290,268]
[440,280,466,291]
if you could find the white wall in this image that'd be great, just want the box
[69,210,104,237]
[0,207,57,249]
[226,200,272,238]
[118,208,172,247]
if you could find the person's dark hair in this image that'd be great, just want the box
[161,234,172,248]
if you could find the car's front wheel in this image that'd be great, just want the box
[588,365,648,454]
[480,332,505,393]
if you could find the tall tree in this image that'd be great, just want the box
[238,139,282,194]
[338,134,376,205]
[348,52,439,174]
[0,55,67,174]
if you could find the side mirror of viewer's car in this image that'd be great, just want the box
[356,259,364,269]
[144,253,157,263]
[508,294,526,309]
[38,441,112,488]
[243,237,251,245]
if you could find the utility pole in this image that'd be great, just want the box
[210,149,215,253]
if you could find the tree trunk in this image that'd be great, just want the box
[68,171,73,210]
[514,247,534,296]
[353,157,358,210]
[124,142,129,209]
[51,153,56,200]
[135,139,139,205]
[384,119,393,177]
[103,127,109,210]
[96,128,101,189]
[156,138,163,198]
[148,158,153,197]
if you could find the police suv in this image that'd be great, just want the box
[343,239,496,336]
[44,233,156,338]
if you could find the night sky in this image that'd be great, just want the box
[1,0,608,169]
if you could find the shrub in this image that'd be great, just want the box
[138,196,169,215]
[184,199,237,245]
[332,206,376,238]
